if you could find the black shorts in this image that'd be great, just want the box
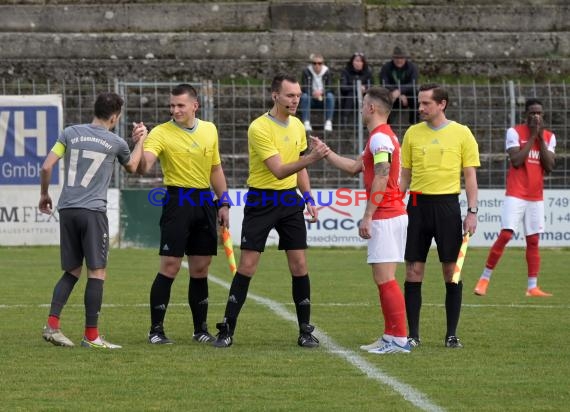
[240,188,308,252]
[59,208,109,271]
[404,194,462,263]
[159,187,218,257]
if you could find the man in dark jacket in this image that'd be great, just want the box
[380,46,419,125]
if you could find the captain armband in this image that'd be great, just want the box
[373,151,391,164]
[51,142,66,157]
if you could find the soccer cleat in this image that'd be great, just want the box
[42,325,74,347]
[368,340,411,354]
[474,278,489,296]
[324,120,333,132]
[526,287,552,297]
[407,337,421,348]
[303,120,312,132]
[212,322,233,348]
[445,335,463,348]
[360,337,385,351]
[193,331,215,343]
[81,336,122,349]
[148,331,174,345]
[148,324,174,345]
[297,323,319,348]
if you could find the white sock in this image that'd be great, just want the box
[480,267,493,280]
[528,277,538,290]
[382,334,393,343]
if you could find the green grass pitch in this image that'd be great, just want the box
[1,246,568,411]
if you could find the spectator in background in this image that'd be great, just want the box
[380,46,419,125]
[300,53,335,133]
[340,52,373,124]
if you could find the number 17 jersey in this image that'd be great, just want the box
[55,124,131,212]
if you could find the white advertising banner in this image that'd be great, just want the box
[226,189,570,248]
[3,188,568,247]
[0,187,120,246]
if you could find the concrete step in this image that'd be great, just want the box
[1,3,568,33]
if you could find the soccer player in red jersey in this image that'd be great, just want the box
[321,86,410,353]
[474,99,556,297]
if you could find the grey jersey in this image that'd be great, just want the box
[56,124,131,212]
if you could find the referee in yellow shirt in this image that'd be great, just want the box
[213,74,330,348]
[400,84,480,349]
[138,83,230,345]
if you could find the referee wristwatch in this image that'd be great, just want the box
[467,207,478,214]
[217,199,231,209]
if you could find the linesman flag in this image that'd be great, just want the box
[222,227,237,275]
[451,233,471,284]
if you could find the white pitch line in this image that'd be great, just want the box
[206,274,444,412]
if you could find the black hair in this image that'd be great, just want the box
[525,98,543,112]
[365,86,393,112]
[419,83,449,111]
[93,92,124,120]
[171,83,198,99]
[271,73,298,93]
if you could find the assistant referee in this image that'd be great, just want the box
[400,83,480,349]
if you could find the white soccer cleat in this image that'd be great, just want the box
[81,336,122,349]
[360,337,385,351]
[42,325,75,347]
[368,340,411,354]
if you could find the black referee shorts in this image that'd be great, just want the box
[159,187,218,257]
[240,188,308,252]
[404,194,462,263]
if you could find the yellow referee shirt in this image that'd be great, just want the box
[144,119,221,188]
[247,113,307,190]
[401,121,480,194]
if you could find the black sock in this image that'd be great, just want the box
[292,274,311,328]
[84,278,104,328]
[49,271,79,318]
[404,281,422,339]
[150,273,174,330]
[445,281,463,337]
[189,277,209,333]
[223,272,251,332]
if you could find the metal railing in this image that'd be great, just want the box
[2,78,568,190]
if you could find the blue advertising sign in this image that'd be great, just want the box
[0,95,63,185]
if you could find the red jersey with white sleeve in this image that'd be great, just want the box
[362,123,406,220]
[505,124,556,201]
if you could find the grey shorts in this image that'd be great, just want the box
[59,208,109,271]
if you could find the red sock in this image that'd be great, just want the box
[485,230,513,269]
[526,234,540,277]
[84,327,99,341]
[378,280,407,338]
[47,315,60,329]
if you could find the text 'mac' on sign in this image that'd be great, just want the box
[0,95,63,186]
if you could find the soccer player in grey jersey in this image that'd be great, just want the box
[39,92,148,349]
